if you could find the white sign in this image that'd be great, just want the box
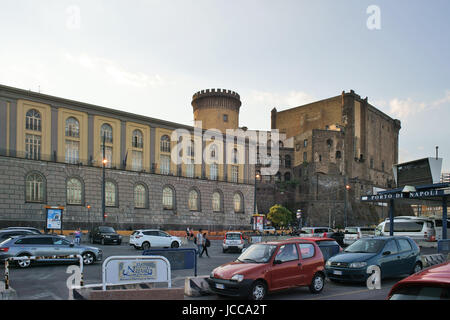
[102,256,171,290]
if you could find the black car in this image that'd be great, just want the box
[89,226,122,245]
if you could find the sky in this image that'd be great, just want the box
[0,0,449,172]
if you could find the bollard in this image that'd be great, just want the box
[4,259,9,290]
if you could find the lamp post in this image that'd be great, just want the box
[344,177,351,228]
[254,172,260,215]
[101,134,107,223]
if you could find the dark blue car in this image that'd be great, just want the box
[325,236,422,282]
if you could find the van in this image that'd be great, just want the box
[375,218,435,241]
[343,227,375,245]
[426,218,450,241]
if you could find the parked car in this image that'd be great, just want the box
[207,239,326,300]
[375,218,435,241]
[292,237,343,261]
[302,227,334,238]
[263,226,276,234]
[0,229,40,241]
[325,236,422,283]
[344,227,375,246]
[0,234,102,268]
[2,227,42,234]
[223,232,245,253]
[387,261,450,300]
[129,229,182,250]
[89,226,122,245]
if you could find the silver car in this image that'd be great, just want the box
[0,234,102,268]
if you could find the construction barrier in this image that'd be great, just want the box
[421,253,448,268]
[184,275,212,297]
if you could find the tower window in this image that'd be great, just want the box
[223,114,228,122]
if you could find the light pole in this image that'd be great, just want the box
[101,134,107,224]
[344,177,351,228]
[254,172,260,214]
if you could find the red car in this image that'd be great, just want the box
[387,261,450,300]
[206,239,325,300]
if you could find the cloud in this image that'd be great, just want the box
[381,90,450,119]
[248,90,315,109]
[64,52,170,88]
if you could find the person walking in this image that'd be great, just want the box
[186,226,191,240]
[196,229,204,257]
[74,228,81,245]
[201,232,210,258]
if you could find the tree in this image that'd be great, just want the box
[267,205,294,229]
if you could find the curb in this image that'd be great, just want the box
[421,253,448,268]
[184,276,212,297]
[0,281,17,300]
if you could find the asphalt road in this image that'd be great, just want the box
[0,238,440,300]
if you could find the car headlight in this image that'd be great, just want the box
[349,262,368,268]
[210,271,215,278]
[231,274,244,282]
[326,260,332,267]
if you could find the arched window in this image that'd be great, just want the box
[326,139,333,147]
[105,180,117,207]
[212,191,222,212]
[67,177,83,205]
[132,130,143,148]
[100,124,113,143]
[188,189,200,211]
[284,172,291,181]
[162,186,174,210]
[26,109,41,131]
[285,155,291,168]
[25,172,45,203]
[100,124,113,168]
[160,135,171,153]
[134,183,147,208]
[65,117,80,138]
[232,148,238,164]
[210,163,219,180]
[65,117,80,164]
[233,193,243,213]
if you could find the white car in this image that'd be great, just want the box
[343,227,375,245]
[222,232,245,253]
[129,229,182,250]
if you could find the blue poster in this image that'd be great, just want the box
[47,209,62,230]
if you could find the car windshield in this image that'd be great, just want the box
[236,244,277,263]
[99,227,115,233]
[226,234,241,240]
[344,238,385,253]
[390,286,450,300]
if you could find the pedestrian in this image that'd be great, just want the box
[74,228,81,245]
[186,226,190,240]
[201,232,210,258]
[196,229,204,257]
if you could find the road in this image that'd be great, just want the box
[1,238,439,300]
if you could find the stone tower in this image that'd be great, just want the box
[191,88,241,132]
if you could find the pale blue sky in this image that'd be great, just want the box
[1,0,449,171]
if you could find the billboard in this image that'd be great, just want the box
[46,207,63,230]
[393,158,443,187]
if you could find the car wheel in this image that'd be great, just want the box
[249,280,267,300]
[309,273,325,294]
[171,241,179,248]
[412,262,422,274]
[16,254,32,268]
[82,252,95,265]
[142,242,151,250]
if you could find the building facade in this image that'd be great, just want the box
[0,85,255,231]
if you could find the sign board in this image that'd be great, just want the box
[143,248,197,276]
[361,189,450,202]
[102,256,171,290]
[46,207,63,230]
[393,158,443,187]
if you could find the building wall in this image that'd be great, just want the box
[0,156,254,230]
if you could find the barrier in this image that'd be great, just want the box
[438,239,450,254]
[184,275,212,297]
[4,254,83,290]
[421,253,448,268]
[102,255,171,290]
[143,248,198,277]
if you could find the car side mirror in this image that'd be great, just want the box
[382,251,391,256]
[273,259,283,265]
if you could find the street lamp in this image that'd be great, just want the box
[101,134,107,223]
[344,177,351,228]
[254,172,261,214]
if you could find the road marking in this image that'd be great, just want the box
[306,288,372,300]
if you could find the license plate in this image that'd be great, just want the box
[215,283,225,289]
[333,270,343,275]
